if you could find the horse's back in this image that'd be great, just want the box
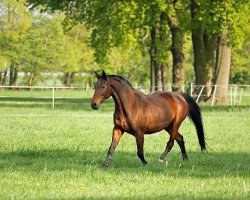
[143,92,189,131]
[147,91,184,105]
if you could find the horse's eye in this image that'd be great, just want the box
[101,85,106,88]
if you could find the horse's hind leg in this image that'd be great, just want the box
[159,125,175,162]
[176,132,188,160]
[159,123,188,162]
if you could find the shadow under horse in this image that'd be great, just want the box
[91,71,206,168]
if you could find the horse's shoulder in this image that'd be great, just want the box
[134,90,147,100]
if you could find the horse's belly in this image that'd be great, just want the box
[145,121,169,134]
[144,113,174,134]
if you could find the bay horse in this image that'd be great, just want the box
[91,71,206,168]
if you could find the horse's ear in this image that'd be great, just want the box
[101,70,107,80]
[94,71,101,79]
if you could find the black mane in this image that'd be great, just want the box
[108,75,133,88]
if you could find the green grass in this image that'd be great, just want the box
[0,95,249,199]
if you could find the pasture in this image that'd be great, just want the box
[0,91,249,199]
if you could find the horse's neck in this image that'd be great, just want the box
[110,81,135,118]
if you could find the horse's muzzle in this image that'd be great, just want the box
[91,103,99,110]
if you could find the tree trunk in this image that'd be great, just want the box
[154,63,161,91]
[1,70,7,85]
[9,65,18,86]
[160,64,169,91]
[150,57,156,93]
[70,72,75,87]
[213,28,231,104]
[0,71,2,85]
[204,34,218,96]
[28,72,37,86]
[64,72,70,87]
[64,72,75,87]
[191,0,206,95]
[9,66,14,86]
[12,68,18,86]
[149,27,157,93]
[170,26,185,92]
[165,4,185,92]
[190,0,217,98]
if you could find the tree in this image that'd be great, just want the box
[21,15,66,85]
[214,28,231,103]
[0,0,31,85]
[190,0,218,97]
[107,45,149,84]
[0,55,10,85]
[166,0,190,91]
[27,0,172,92]
[60,24,96,87]
[27,0,250,95]
[231,32,250,84]
[190,0,249,103]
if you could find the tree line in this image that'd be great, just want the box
[1,0,250,104]
[0,0,148,87]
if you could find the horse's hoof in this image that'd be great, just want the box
[102,163,109,169]
[158,159,164,163]
[143,161,147,166]
[183,157,188,161]
[201,149,208,153]
[182,155,188,161]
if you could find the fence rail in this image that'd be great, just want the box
[0,84,249,108]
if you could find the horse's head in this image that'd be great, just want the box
[91,70,112,110]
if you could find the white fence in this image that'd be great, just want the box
[0,85,88,109]
[189,84,247,106]
[136,83,250,106]
[0,84,249,108]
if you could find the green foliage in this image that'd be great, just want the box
[0,0,98,85]
[231,33,250,84]
[21,15,64,73]
[107,45,149,84]
[3,0,248,86]
[0,0,31,40]
[0,55,10,70]
[0,0,32,65]
[195,0,250,48]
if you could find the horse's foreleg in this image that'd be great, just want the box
[103,126,123,168]
[135,134,147,165]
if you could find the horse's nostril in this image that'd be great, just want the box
[91,103,98,110]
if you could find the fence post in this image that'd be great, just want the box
[239,88,243,105]
[196,85,204,103]
[190,82,193,97]
[230,86,233,105]
[52,87,55,109]
[234,84,237,105]
[181,85,185,93]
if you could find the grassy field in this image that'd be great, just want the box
[0,92,249,199]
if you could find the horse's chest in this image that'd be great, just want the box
[114,115,130,132]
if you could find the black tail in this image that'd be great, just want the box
[181,93,206,151]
